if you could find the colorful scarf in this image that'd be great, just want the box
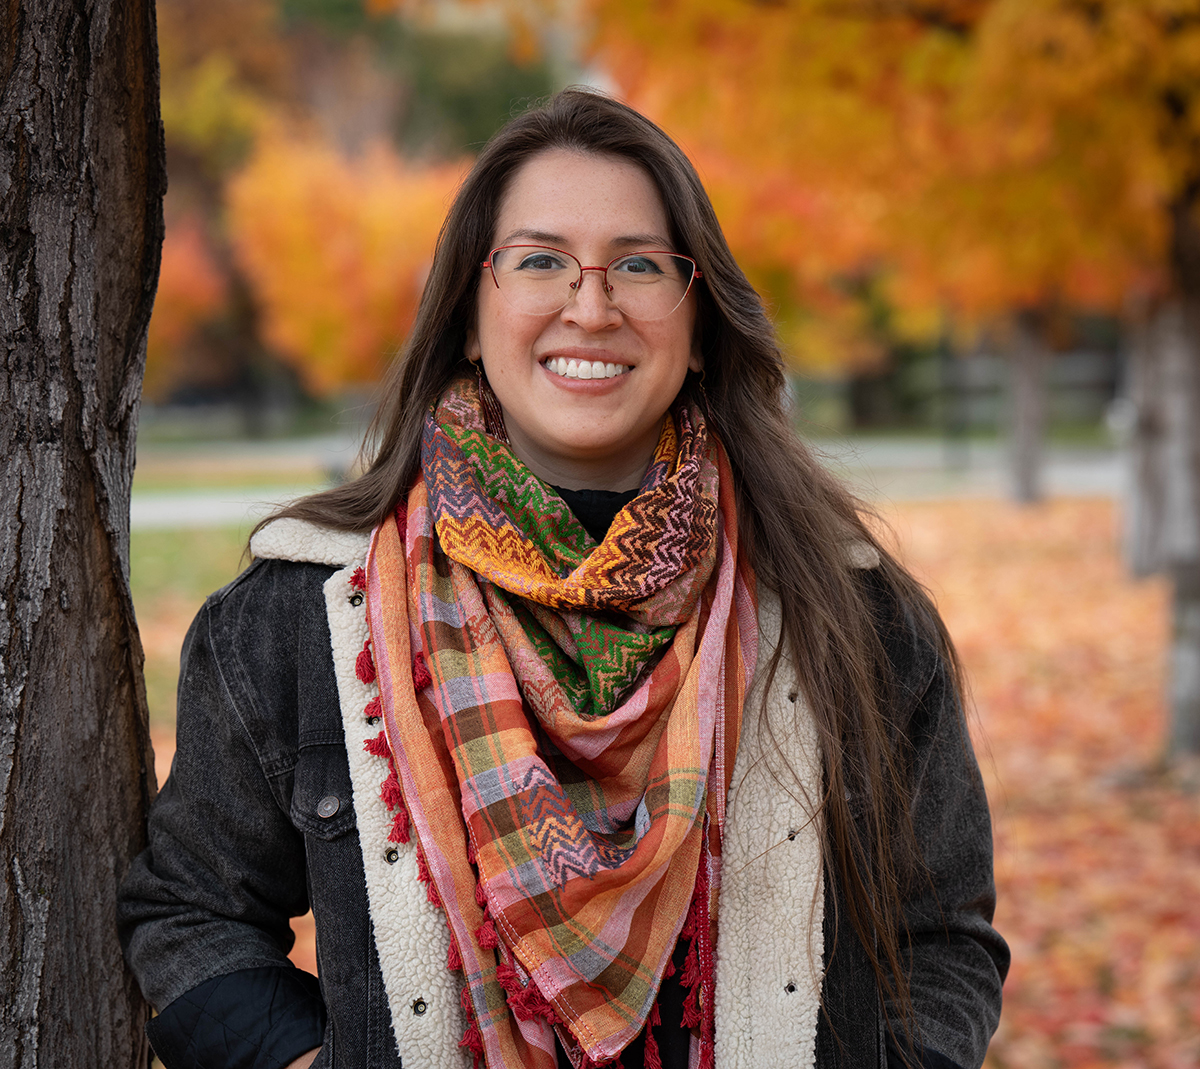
[365,375,757,1068]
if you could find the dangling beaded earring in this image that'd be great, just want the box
[475,360,509,443]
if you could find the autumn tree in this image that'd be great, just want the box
[574,0,1200,758]
[1,0,165,1063]
[227,132,464,394]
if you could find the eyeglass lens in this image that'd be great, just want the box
[488,246,695,321]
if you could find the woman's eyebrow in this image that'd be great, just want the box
[497,228,568,246]
[496,228,674,250]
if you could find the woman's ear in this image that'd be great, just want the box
[688,341,703,375]
[465,326,481,363]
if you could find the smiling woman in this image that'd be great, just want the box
[118,90,1008,1069]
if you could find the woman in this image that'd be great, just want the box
[119,89,1008,1069]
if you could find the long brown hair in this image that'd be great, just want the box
[261,87,959,1053]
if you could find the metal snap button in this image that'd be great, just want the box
[385,848,400,864]
[412,998,427,1016]
[317,795,340,819]
[349,592,364,607]
[787,690,799,703]
[366,715,381,725]
[786,829,798,842]
[784,981,796,994]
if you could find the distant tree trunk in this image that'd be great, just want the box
[1008,311,1049,504]
[1124,196,1200,760]
[0,0,165,1064]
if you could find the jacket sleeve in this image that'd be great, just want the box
[882,588,1010,1069]
[146,966,326,1069]
[117,567,327,1066]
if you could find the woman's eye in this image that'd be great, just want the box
[614,255,664,277]
[517,254,567,272]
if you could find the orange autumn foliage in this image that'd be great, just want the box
[227,134,467,395]
[583,1,1188,345]
[145,216,229,401]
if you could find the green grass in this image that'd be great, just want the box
[131,526,249,728]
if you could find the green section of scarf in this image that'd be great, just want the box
[442,408,678,718]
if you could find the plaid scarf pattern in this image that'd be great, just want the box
[366,375,757,1068]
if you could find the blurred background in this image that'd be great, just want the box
[136,2,1200,1066]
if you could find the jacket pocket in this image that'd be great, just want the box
[290,741,358,841]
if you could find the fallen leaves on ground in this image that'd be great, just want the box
[878,498,1198,1069]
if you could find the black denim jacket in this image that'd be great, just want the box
[117,554,1008,1069]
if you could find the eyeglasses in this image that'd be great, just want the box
[481,245,702,321]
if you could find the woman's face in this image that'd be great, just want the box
[466,148,700,492]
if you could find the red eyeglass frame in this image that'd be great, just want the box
[480,244,703,299]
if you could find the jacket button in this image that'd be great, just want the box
[366,715,381,725]
[317,795,340,819]
[385,848,400,864]
[784,981,796,994]
[349,591,364,607]
[412,998,427,1016]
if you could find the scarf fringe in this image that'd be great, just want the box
[496,961,562,1027]
[459,986,485,1068]
[356,639,376,684]
[678,849,716,1063]
[475,904,500,949]
[363,731,412,845]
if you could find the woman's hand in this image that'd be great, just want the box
[285,1049,321,1069]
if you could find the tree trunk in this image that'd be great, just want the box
[1126,302,1200,760]
[0,0,165,1064]
[1171,563,1200,756]
[1124,190,1200,760]
[1008,312,1048,504]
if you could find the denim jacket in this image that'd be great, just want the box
[117,520,1008,1069]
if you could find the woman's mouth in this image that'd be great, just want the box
[542,356,631,380]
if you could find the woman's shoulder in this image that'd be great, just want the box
[248,516,370,569]
[195,519,370,644]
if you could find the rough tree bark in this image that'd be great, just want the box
[1007,311,1049,505]
[1124,199,1200,760]
[1,0,165,1064]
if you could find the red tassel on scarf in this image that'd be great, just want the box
[379,768,402,809]
[364,731,390,759]
[495,961,560,1026]
[349,567,366,591]
[415,847,442,907]
[356,640,376,684]
[388,805,411,844]
[460,986,484,1067]
[474,909,499,949]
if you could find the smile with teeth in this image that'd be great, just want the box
[543,356,631,380]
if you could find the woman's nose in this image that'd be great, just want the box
[562,269,622,330]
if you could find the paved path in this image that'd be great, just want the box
[130,434,1123,529]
